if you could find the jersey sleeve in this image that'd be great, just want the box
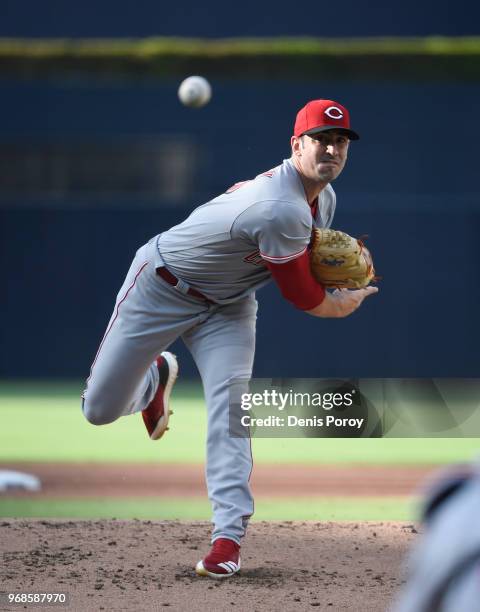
[265,251,326,310]
[232,200,312,264]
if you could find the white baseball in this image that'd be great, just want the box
[178,76,212,108]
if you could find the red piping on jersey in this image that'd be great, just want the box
[247,425,254,483]
[82,261,149,394]
[242,424,255,527]
[226,180,251,193]
[260,246,307,262]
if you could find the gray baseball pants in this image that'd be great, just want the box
[82,238,257,544]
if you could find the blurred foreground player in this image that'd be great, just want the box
[392,462,480,611]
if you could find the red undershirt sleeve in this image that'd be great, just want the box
[264,250,326,311]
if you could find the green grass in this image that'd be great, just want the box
[0,496,414,521]
[1,381,479,465]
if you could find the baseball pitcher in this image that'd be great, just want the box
[81,99,378,578]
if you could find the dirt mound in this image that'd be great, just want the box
[0,519,418,611]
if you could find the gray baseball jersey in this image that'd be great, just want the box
[158,158,336,303]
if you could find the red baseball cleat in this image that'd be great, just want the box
[195,538,241,578]
[142,351,178,440]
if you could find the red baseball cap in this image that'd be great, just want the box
[294,99,360,140]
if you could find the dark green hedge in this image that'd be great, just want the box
[0,37,479,81]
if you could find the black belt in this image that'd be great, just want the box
[156,267,214,304]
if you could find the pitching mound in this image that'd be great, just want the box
[0,520,417,611]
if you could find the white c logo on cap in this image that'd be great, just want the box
[324,106,343,120]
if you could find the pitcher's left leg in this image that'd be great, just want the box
[182,295,258,546]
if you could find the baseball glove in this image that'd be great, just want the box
[309,228,376,289]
